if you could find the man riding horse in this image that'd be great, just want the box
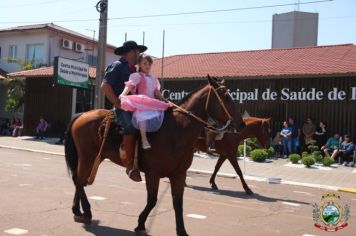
[100,40,147,182]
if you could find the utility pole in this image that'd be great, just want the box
[94,0,108,109]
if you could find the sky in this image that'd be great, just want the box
[1,0,356,57]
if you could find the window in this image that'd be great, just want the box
[26,44,44,68]
[86,54,97,66]
[8,45,17,62]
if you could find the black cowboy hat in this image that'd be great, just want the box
[114,40,147,55]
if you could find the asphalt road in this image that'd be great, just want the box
[0,148,355,236]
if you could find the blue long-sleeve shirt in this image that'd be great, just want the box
[339,141,354,153]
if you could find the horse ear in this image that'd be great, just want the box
[207,74,219,87]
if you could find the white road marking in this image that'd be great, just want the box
[186,177,193,180]
[186,214,207,219]
[42,157,51,160]
[302,234,317,236]
[293,191,313,196]
[11,174,17,177]
[4,228,29,235]
[121,201,134,205]
[281,201,301,207]
[141,181,146,184]
[351,198,356,201]
[14,164,32,167]
[352,169,356,173]
[19,184,32,187]
[88,196,106,201]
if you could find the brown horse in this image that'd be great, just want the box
[64,76,245,236]
[195,117,271,193]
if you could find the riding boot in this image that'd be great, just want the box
[121,134,142,182]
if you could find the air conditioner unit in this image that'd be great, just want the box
[61,39,73,50]
[74,42,85,53]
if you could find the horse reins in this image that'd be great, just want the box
[167,85,233,132]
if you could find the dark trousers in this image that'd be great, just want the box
[36,129,45,139]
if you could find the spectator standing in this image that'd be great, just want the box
[272,132,283,158]
[288,118,300,154]
[302,117,316,146]
[280,121,292,158]
[321,132,340,160]
[35,117,48,139]
[314,121,327,148]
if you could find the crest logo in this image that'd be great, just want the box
[313,192,350,232]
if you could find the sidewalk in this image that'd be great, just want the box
[1,136,355,193]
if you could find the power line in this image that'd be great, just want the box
[109,0,333,20]
[1,0,72,8]
[0,0,333,24]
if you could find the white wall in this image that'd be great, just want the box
[0,29,118,73]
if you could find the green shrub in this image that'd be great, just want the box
[312,151,324,163]
[289,154,301,164]
[245,137,259,149]
[322,157,335,167]
[308,145,319,153]
[301,156,316,167]
[266,146,275,158]
[250,149,268,162]
[352,163,356,168]
[301,151,309,158]
[238,144,252,156]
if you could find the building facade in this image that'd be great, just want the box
[0,23,118,119]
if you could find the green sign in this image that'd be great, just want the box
[54,56,89,89]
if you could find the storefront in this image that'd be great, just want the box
[152,44,356,139]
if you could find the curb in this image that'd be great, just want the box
[2,145,356,194]
[187,168,356,194]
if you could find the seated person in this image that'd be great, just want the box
[11,117,22,137]
[321,132,340,160]
[334,134,354,165]
[35,117,48,139]
[0,119,11,135]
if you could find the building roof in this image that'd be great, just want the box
[0,23,117,50]
[7,44,356,80]
[7,66,96,79]
[151,44,356,79]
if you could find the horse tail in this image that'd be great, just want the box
[64,113,82,180]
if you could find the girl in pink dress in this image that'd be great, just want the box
[119,54,169,149]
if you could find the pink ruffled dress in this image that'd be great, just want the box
[120,72,170,132]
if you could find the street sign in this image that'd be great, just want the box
[54,56,89,89]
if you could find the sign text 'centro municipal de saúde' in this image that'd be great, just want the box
[54,57,89,89]
[162,87,356,103]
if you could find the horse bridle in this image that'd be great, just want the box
[168,85,234,132]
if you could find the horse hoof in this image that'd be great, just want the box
[74,215,92,225]
[210,183,219,190]
[135,229,149,236]
[245,188,254,195]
